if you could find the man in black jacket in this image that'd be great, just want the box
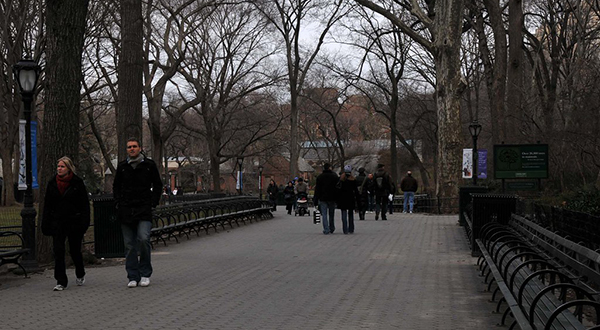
[400,170,418,213]
[113,138,162,288]
[313,163,339,234]
[373,164,393,220]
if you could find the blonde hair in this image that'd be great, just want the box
[57,156,76,174]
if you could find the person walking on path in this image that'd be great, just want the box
[113,138,163,288]
[337,165,361,234]
[283,181,296,215]
[400,170,418,213]
[294,177,309,201]
[355,168,368,220]
[373,164,393,220]
[388,178,397,215]
[42,156,90,291]
[365,173,376,213]
[267,179,278,211]
[313,163,339,234]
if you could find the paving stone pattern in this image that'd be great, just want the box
[0,210,500,329]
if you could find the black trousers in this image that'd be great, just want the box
[53,231,85,286]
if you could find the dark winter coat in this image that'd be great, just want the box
[113,157,163,225]
[42,174,90,236]
[283,185,295,205]
[336,174,360,210]
[373,169,393,196]
[267,183,278,200]
[400,175,418,192]
[356,173,369,206]
[313,169,339,203]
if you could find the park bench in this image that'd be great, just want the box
[0,231,30,277]
[473,214,600,330]
[150,197,273,246]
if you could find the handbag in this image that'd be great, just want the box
[313,208,321,224]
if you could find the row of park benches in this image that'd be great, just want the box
[149,196,273,246]
[471,211,600,330]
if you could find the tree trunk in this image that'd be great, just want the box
[117,0,143,161]
[506,0,524,143]
[289,87,299,182]
[483,0,508,144]
[433,0,465,206]
[39,0,89,263]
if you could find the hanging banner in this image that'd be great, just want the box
[478,149,488,179]
[462,148,488,179]
[18,120,38,190]
[462,149,473,179]
[18,121,26,190]
[236,170,243,190]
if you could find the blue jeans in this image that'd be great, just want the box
[319,201,336,234]
[403,192,415,212]
[340,209,354,234]
[121,221,153,281]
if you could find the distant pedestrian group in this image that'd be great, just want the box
[312,163,419,235]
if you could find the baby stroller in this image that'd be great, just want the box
[294,192,310,216]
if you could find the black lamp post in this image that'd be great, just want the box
[236,157,244,195]
[468,120,482,186]
[13,58,41,270]
[258,165,264,200]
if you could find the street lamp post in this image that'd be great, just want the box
[236,157,244,195]
[13,58,41,270]
[258,165,264,200]
[468,120,482,186]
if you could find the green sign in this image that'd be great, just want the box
[494,144,549,179]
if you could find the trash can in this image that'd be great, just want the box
[92,196,124,258]
[469,193,518,256]
[458,186,488,226]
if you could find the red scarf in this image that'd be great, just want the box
[56,172,74,195]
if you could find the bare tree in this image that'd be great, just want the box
[355,0,467,202]
[143,0,219,172]
[253,0,348,181]
[176,3,284,192]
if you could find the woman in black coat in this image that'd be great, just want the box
[267,179,278,211]
[337,166,361,234]
[283,181,296,214]
[42,156,90,291]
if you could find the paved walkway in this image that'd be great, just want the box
[1,210,499,330]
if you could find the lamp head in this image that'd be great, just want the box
[468,120,482,138]
[13,58,40,94]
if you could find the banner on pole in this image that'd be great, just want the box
[18,120,38,190]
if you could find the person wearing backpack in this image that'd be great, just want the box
[355,168,368,220]
[373,164,393,220]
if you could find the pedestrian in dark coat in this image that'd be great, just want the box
[113,138,163,288]
[283,181,295,214]
[337,165,361,234]
[42,156,90,291]
[267,179,278,211]
[313,163,339,234]
[373,164,393,220]
[355,168,368,220]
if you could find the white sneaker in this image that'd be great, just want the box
[53,284,66,291]
[76,277,85,286]
[127,280,138,288]
[140,277,150,287]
